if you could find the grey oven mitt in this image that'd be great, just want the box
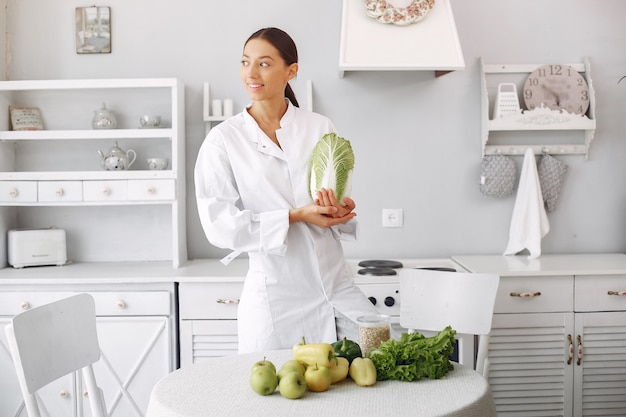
[479,154,517,198]
[537,153,568,213]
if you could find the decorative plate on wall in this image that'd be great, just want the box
[364,0,436,26]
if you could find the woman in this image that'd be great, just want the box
[194,27,378,353]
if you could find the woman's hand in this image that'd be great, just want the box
[289,203,356,228]
[315,188,355,219]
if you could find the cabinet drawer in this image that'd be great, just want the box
[83,180,128,201]
[128,179,175,201]
[575,274,626,312]
[0,291,170,316]
[0,181,37,202]
[179,282,243,319]
[38,181,83,202]
[494,275,574,313]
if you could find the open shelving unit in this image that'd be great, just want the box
[0,78,187,267]
[480,58,596,159]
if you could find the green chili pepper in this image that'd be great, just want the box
[331,337,363,364]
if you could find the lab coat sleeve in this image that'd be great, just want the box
[194,135,288,256]
[330,218,358,242]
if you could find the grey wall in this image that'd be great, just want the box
[5,0,626,260]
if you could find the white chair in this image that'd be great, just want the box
[4,293,107,417]
[400,269,500,377]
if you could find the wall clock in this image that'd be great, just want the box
[523,64,590,115]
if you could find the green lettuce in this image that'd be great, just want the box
[309,133,354,204]
[366,326,457,382]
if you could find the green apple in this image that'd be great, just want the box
[277,359,306,381]
[278,371,307,399]
[249,366,278,396]
[251,357,276,374]
[304,363,332,392]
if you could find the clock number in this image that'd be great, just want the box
[577,77,585,86]
[524,88,533,100]
[550,64,563,76]
[581,89,589,101]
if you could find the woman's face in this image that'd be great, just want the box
[240,38,297,103]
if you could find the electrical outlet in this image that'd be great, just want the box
[382,209,403,228]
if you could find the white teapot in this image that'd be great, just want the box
[97,141,136,171]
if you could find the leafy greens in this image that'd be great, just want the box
[366,326,457,382]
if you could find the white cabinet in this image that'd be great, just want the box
[0,78,186,268]
[480,58,596,158]
[178,281,242,367]
[452,254,626,417]
[0,284,175,417]
[488,276,576,416]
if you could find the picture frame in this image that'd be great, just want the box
[9,106,44,131]
[75,6,111,54]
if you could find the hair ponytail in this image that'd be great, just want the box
[285,84,299,108]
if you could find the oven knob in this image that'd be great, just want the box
[384,296,395,307]
[368,296,377,306]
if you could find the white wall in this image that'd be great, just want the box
[4,0,626,260]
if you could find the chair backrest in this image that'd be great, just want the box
[4,293,107,417]
[399,269,500,376]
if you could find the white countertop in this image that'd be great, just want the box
[452,253,626,276]
[1,254,624,285]
[0,258,250,285]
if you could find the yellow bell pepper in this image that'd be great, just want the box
[292,337,336,368]
[349,357,377,386]
[328,356,349,384]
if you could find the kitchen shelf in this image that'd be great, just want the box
[480,58,596,158]
[203,81,313,135]
[0,128,173,140]
[0,78,187,267]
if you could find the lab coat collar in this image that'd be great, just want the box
[243,99,295,160]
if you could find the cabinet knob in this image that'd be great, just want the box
[216,298,239,305]
[20,301,30,310]
[56,188,65,197]
[116,300,126,309]
[83,390,89,397]
[9,188,18,197]
[102,187,111,195]
[146,186,155,194]
[608,290,626,296]
[59,390,69,398]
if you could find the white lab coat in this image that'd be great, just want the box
[194,101,378,353]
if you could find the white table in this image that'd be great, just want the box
[147,350,496,417]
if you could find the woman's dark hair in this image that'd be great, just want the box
[245,27,299,107]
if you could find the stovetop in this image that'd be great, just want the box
[348,258,467,284]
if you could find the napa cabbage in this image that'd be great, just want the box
[309,133,354,205]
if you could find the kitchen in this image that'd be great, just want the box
[0,1,625,416]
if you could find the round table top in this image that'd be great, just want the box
[147,349,496,417]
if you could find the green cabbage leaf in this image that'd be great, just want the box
[309,133,354,204]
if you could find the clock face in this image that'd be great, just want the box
[523,64,590,115]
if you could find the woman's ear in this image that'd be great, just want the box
[287,63,299,80]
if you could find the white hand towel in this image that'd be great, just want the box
[504,148,550,259]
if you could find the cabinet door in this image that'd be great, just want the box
[488,313,574,417]
[573,312,626,417]
[0,317,77,417]
[179,320,238,368]
[87,316,171,417]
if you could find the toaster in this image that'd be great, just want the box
[8,227,67,268]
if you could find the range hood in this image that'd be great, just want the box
[338,0,465,77]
